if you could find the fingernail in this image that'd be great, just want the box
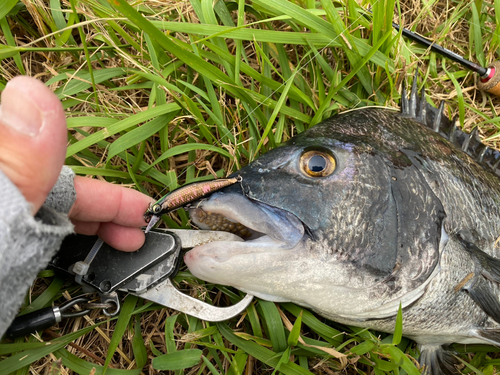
[0,80,44,137]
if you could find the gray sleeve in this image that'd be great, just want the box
[44,167,77,214]
[0,166,76,338]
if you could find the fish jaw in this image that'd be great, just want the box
[184,237,306,299]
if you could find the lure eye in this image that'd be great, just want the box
[299,150,336,177]
[152,204,162,214]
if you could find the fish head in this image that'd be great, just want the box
[185,109,444,320]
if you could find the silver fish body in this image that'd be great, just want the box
[184,80,500,374]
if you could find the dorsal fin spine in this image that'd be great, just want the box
[409,70,419,118]
[449,119,459,144]
[478,146,488,163]
[493,154,500,170]
[461,132,472,151]
[401,75,500,176]
[401,82,409,115]
[433,102,444,133]
[419,88,427,123]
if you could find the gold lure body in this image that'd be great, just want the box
[144,177,241,233]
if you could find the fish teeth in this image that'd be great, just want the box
[191,208,253,238]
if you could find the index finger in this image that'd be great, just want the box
[69,176,153,227]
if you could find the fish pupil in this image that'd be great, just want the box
[309,155,326,172]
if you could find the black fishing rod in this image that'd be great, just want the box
[391,21,500,96]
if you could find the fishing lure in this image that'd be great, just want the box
[144,176,242,233]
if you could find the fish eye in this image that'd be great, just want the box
[299,150,336,177]
[152,204,162,214]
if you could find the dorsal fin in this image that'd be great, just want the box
[400,69,500,177]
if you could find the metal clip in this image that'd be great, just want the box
[51,229,254,322]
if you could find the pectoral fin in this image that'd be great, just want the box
[471,328,500,346]
[463,276,500,324]
[418,344,459,375]
[460,239,500,283]
[458,238,500,324]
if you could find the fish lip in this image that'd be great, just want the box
[184,235,290,265]
[186,191,306,262]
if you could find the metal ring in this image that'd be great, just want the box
[102,300,120,317]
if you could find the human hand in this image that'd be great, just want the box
[0,76,151,251]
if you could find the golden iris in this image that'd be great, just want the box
[299,150,336,177]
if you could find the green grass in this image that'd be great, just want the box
[1,0,500,373]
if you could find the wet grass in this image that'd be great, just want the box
[1,0,500,374]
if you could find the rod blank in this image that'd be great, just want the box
[392,22,488,77]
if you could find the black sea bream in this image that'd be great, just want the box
[184,75,500,374]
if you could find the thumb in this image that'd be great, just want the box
[0,76,67,214]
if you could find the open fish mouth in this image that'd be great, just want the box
[188,192,305,250]
[189,207,255,239]
[184,192,305,279]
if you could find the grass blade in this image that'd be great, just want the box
[49,68,127,99]
[393,303,403,345]
[0,323,110,374]
[152,349,203,370]
[258,301,287,353]
[132,315,147,368]
[254,70,297,156]
[218,322,315,375]
[288,312,302,347]
[281,304,343,346]
[144,143,231,174]
[66,103,180,157]
[55,348,142,375]
[103,295,138,374]
[0,17,25,74]
[470,3,485,68]
[0,0,17,21]
[20,277,65,315]
[107,115,169,160]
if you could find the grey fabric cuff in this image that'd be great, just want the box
[0,167,76,338]
[44,166,77,214]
